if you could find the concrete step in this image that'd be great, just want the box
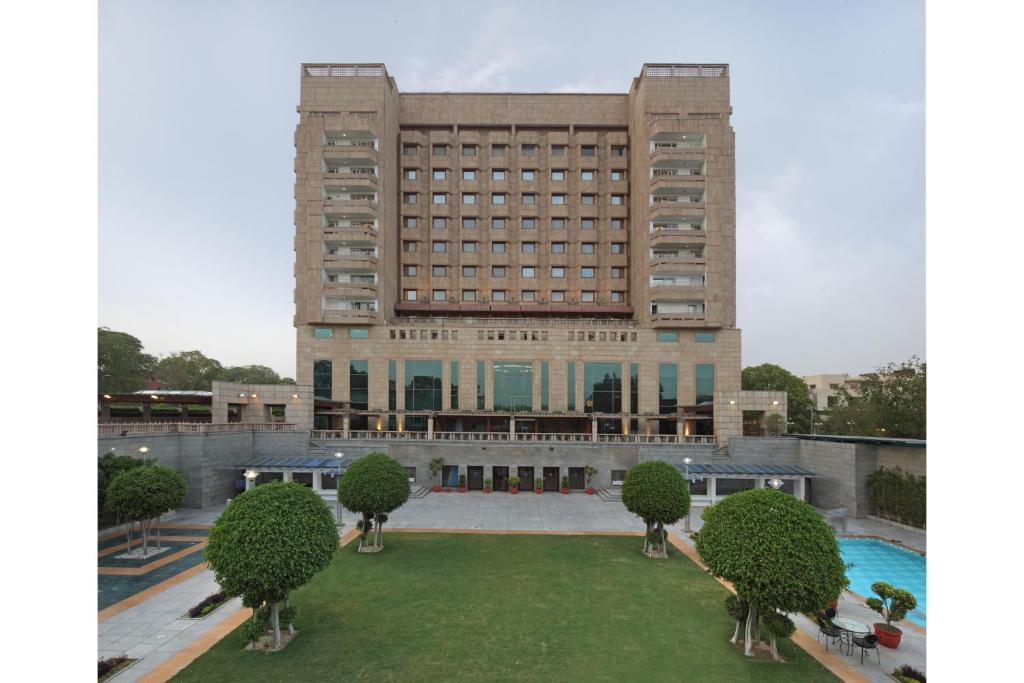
[596,488,622,502]
[409,485,429,499]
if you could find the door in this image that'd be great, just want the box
[442,465,459,488]
[518,466,535,491]
[467,466,484,490]
[515,419,535,434]
[568,467,586,490]
[543,467,560,491]
[492,466,509,491]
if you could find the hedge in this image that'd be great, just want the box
[865,466,925,528]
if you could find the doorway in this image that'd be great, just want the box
[442,465,459,488]
[467,466,484,491]
[492,466,509,491]
[543,467,560,491]
[518,466,535,491]
[568,467,586,490]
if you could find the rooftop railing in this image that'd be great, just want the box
[99,423,298,437]
[313,430,715,445]
[386,316,638,328]
[643,65,727,78]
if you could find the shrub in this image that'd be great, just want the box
[105,464,186,556]
[98,656,129,679]
[621,461,690,557]
[188,591,228,618]
[337,453,411,550]
[97,452,144,510]
[893,664,926,682]
[509,476,520,488]
[866,466,926,528]
[866,581,917,627]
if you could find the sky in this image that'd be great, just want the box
[98,0,925,380]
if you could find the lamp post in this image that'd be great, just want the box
[244,469,258,491]
[769,478,784,491]
[683,457,693,532]
[334,452,344,529]
[138,445,149,466]
[810,407,817,435]
[847,420,855,436]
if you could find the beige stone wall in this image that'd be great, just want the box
[713,389,788,447]
[211,381,314,430]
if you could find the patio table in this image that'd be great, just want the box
[831,616,871,654]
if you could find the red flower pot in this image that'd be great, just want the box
[444,487,452,492]
[535,488,543,494]
[586,487,595,495]
[432,485,441,493]
[484,487,492,493]
[458,487,466,493]
[873,623,903,649]
[510,487,518,494]
[561,487,569,494]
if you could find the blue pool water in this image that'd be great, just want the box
[837,538,926,628]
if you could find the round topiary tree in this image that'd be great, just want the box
[105,464,186,557]
[337,452,411,552]
[206,481,338,650]
[696,488,848,659]
[621,460,690,558]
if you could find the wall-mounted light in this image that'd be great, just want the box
[293,394,300,399]
[150,395,159,400]
[238,393,246,398]
[103,394,112,399]
[251,393,258,398]
[729,400,736,405]
[769,478,784,490]
[772,400,779,406]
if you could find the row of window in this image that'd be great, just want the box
[314,326,714,345]
[405,265,627,278]
[402,192,627,205]
[403,241,627,254]
[406,169,627,182]
[402,143,627,157]
[402,217,627,230]
[403,289,627,303]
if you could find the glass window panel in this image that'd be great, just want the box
[313,328,333,338]
[476,361,486,409]
[388,360,397,411]
[695,332,716,343]
[584,362,622,414]
[659,364,677,415]
[492,361,533,411]
[658,331,679,342]
[350,360,368,410]
[314,360,332,400]
[696,363,715,404]
[630,362,638,414]
[404,360,443,410]
[541,361,549,411]
[567,362,576,411]
[450,360,459,409]
[349,328,369,339]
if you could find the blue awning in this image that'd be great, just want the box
[675,463,815,479]
[237,456,352,472]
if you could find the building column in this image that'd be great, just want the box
[509,416,515,438]
[427,415,434,439]
[283,471,292,482]
[676,419,684,443]
[100,403,111,422]
[797,477,806,502]
[312,471,322,491]
[142,404,152,421]
[343,414,350,438]
[708,477,717,504]
[591,417,597,441]
[622,416,630,436]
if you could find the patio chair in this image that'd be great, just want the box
[815,617,845,653]
[851,633,880,665]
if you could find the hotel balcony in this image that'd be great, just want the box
[324,214,379,242]
[323,242,379,268]
[322,296,379,322]
[650,189,705,207]
[649,300,708,327]
[323,147,379,167]
[649,245,706,267]
[648,133,705,165]
[650,272,706,288]
[323,270,379,296]
[649,161,705,193]
[323,163,378,187]
[324,131,378,150]
[650,216,705,234]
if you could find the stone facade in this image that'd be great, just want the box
[211,381,314,430]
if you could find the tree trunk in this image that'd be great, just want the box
[730,620,742,645]
[285,596,294,635]
[770,635,781,661]
[744,605,757,657]
[124,520,132,554]
[141,520,148,557]
[643,521,651,553]
[271,600,281,649]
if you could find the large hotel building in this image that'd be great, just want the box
[292,63,785,489]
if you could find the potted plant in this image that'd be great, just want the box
[584,465,598,494]
[535,477,544,494]
[866,581,917,649]
[484,478,492,493]
[458,474,467,493]
[429,457,444,493]
[509,476,520,494]
[561,475,570,494]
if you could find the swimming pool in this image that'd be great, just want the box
[837,537,926,628]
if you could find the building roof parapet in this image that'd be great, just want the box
[385,316,638,328]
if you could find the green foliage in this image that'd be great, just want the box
[105,464,186,522]
[697,489,847,616]
[484,478,492,487]
[892,664,927,683]
[763,612,796,639]
[866,581,917,626]
[458,474,466,488]
[509,476,520,488]
[827,357,926,438]
[337,453,412,520]
[621,460,691,527]
[724,594,748,621]
[98,452,144,510]
[155,351,223,391]
[428,457,444,480]
[866,466,926,528]
[98,328,156,393]
[764,413,785,436]
[741,364,813,433]
[206,481,337,609]
[216,364,296,385]
[584,465,598,484]
[561,475,569,488]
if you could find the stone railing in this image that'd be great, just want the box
[310,430,716,445]
[98,423,298,437]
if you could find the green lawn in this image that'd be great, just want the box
[173,533,837,682]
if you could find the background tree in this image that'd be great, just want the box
[741,363,814,433]
[206,481,337,649]
[827,357,926,438]
[620,460,690,558]
[97,450,144,511]
[697,488,847,659]
[105,464,187,557]
[337,453,411,552]
[154,350,223,390]
[216,364,297,385]
[98,328,156,393]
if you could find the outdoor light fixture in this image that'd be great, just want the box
[772,400,779,406]
[293,394,300,399]
[251,393,258,398]
[334,453,344,529]
[729,400,736,405]
[138,446,149,454]
[244,469,259,490]
[103,394,112,399]
[238,393,246,398]
[769,478,784,490]
[150,395,159,400]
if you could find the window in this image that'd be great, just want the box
[491,217,506,229]
[389,360,397,411]
[551,242,566,254]
[462,265,477,277]
[521,169,536,181]
[477,360,486,409]
[695,332,716,343]
[581,290,595,302]
[551,145,567,156]
[492,169,506,180]
[432,266,449,278]
[581,169,595,181]
[521,290,536,302]
[611,242,625,254]
[462,289,476,301]
[462,192,476,204]
[522,218,536,229]
[491,144,506,156]
[581,218,595,230]
[402,240,417,252]
[462,144,477,157]
[611,218,624,230]
[584,362,622,413]
[551,169,565,181]
[432,193,446,204]
[432,144,446,156]
[581,194,595,205]
[492,289,506,301]
[432,241,446,252]
[350,360,368,409]
[567,362,576,410]
[432,289,446,301]
[491,193,506,205]
[581,243,595,254]
[611,291,625,302]
[611,169,625,181]
[541,361,549,411]
[314,359,332,399]
[521,144,537,156]
[630,362,638,414]
[462,217,476,229]
[611,145,626,157]
[551,290,565,302]
[581,267,595,278]
[404,289,418,301]
[522,266,536,278]
[492,242,506,253]
[313,327,333,338]
[551,266,566,278]
[402,144,418,156]
[492,266,506,277]
[581,145,596,156]
[659,364,677,415]
[551,194,566,205]
[521,193,536,205]
[463,169,476,180]
[551,218,565,230]
[406,360,443,410]
[611,267,624,279]
[433,169,447,180]
[611,194,625,205]
[403,168,418,179]
[450,360,459,410]
[403,193,417,204]
[522,243,536,254]
[432,217,447,229]
[493,361,533,411]
[402,265,417,276]
[696,364,715,404]
[402,216,418,228]
[462,241,476,253]
[658,331,679,342]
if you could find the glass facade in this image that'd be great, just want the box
[696,364,715,404]
[476,361,485,409]
[658,364,677,414]
[584,362,622,413]
[630,362,638,414]
[388,360,397,411]
[567,362,576,411]
[657,331,679,342]
[313,327,333,338]
[493,361,533,411]
[405,360,442,411]
[450,361,459,409]
[695,331,716,343]
[349,360,368,410]
[540,361,549,411]
[313,360,332,400]
[349,328,369,339]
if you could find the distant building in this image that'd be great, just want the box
[803,374,865,410]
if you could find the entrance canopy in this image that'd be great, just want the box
[236,456,354,473]
[674,462,815,480]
